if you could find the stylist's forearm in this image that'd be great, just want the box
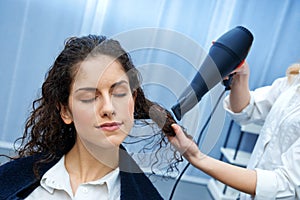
[229,74,251,113]
[189,153,257,195]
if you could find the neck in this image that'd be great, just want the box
[65,137,119,194]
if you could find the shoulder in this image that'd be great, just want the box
[0,155,38,199]
[251,77,289,101]
[0,155,38,179]
[272,77,289,87]
[0,154,60,199]
[120,171,163,200]
[119,145,163,200]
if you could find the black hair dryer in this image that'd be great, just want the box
[171,26,254,120]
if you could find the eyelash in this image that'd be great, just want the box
[81,98,97,103]
[80,93,127,103]
[112,93,127,97]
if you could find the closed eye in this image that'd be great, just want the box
[80,96,97,103]
[111,80,130,98]
[112,93,127,97]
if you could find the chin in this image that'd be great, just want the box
[94,136,126,149]
[79,131,128,150]
[105,136,126,147]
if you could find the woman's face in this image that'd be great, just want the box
[61,55,135,149]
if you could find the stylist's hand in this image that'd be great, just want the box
[168,124,202,164]
[232,61,249,76]
[224,61,249,80]
[223,61,250,91]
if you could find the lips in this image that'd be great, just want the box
[97,122,122,131]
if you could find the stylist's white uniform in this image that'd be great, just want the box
[223,75,300,200]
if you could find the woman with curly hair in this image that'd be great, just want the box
[0,35,181,200]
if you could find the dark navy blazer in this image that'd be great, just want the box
[0,146,163,200]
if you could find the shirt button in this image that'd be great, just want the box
[82,187,88,193]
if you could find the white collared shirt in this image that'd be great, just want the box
[26,156,120,200]
[224,75,300,200]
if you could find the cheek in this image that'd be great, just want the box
[127,98,135,123]
[116,97,135,127]
[128,99,135,118]
[71,105,95,128]
[115,95,135,116]
[122,99,135,136]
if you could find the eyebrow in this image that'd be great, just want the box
[75,80,129,93]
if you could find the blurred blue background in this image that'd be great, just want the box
[0,0,299,195]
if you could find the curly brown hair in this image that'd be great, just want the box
[13,35,182,176]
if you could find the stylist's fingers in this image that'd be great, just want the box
[233,61,249,75]
[170,124,195,148]
[167,124,180,147]
[171,124,185,139]
[170,124,201,160]
[223,61,249,82]
[167,124,182,148]
[171,123,196,143]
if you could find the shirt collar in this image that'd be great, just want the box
[40,155,70,194]
[40,155,120,197]
[87,167,120,197]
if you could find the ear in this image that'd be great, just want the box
[60,105,73,124]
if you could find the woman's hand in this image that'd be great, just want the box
[168,124,202,164]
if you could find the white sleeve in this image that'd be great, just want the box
[254,138,300,199]
[223,77,288,125]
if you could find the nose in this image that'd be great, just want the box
[99,95,115,118]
